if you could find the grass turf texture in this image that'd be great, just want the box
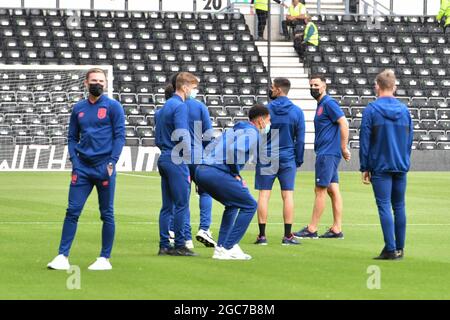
[0,171,449,300]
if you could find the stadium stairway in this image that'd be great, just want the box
[256,41,316,149]
[305,0,346,14]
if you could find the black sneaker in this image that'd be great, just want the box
[254,235,268,245]
[158,247,174,256]
[293,226,318,239]
[373,248,400,260]
[282,234,300,245]
[173,246,199,256]
[319,228,344,239]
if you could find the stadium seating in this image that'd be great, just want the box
[0,8,266,147]
[0,8,449,150]
[302,14,450,150]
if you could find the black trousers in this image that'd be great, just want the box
[256,9,268,38]
[294,36,308,59]
[281,19,303,38]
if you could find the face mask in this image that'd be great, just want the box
[269,89,277,100]
[261,120,271,134]
[310,88,321,100]
[188,88,199,100]
[89,83,104,97]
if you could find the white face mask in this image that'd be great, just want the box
[261,119,271,134]
[188,88,199,100]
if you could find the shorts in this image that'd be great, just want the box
[315,155,341,187]
[255,164,297,191]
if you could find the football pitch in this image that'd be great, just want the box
[0,171,449,300]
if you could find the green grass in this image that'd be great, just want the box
[0,171,449,300]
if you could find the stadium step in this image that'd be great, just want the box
[305,0,346,14]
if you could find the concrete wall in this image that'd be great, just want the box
[298,150,450,171]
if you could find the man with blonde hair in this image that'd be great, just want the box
[360,69,413,260]
[155,72,199,256]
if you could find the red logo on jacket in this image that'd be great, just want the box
[71,174,78,184]
[97,108,107,119]
[317,106,324,116]
[78,112,85,118]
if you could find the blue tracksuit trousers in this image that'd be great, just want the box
[195,165,257,250]
[371,172,407,252]
[169,164,213,241]
[59,161,116,258]
[158,156,190,249]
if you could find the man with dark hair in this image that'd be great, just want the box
[360,69,413,260]
[195,105,271,260]
[155,72,199,257]
[255,78,305,246]
[294,75,350,240]
[47,68,125,271]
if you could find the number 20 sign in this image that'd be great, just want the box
[198,0,227,11]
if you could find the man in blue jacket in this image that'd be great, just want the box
[47,68,125,271]
[195,105,271,260]
[254,78,305,246]
[360,69,413,260]
[155,72,198,257]
[165,73,216,249]
[294,74,350,239]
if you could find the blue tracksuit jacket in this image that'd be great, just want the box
[267,96,305,168]
[68,94,125,167]
[359,96,413,173]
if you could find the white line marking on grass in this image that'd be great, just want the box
[1,222,450,226]
[118,173,158,179]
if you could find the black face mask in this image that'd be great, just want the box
[269,89,277,100]
[89,83,104,97]
[310,88,321,100]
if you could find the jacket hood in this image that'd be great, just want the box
[270,96,294,115]
[370,97,405,121]
[233,121,255,131]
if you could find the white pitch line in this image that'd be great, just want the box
[118,173,158,179]
[1,222,450,226]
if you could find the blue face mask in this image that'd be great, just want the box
[188,89,199,100]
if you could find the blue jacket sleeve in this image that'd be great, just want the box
[67,106,80,168]
[202,105,213,148]
[228,128,258,176]
[295,109,306,167]
[109,101,126,165]
[173,102,191,153]
[359,106,372,172]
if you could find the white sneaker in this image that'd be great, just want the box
[226,244,252,260]
[196,229,217,248]
[169,230,175,245]
[185,240,194,249]
[212,246,225,259]
[47,254,70,270]
[88,257,112,271]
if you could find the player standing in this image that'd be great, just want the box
[254,78,305,245]
[294,75,350,239]
[360,69,413,260]
[47,68,125,271]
